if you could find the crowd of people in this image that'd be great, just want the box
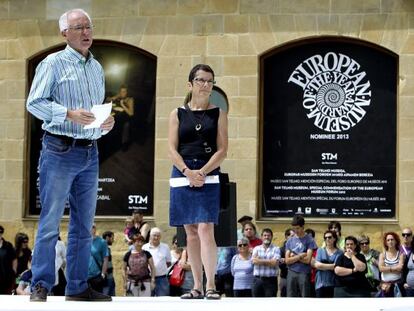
[2,213,414,299]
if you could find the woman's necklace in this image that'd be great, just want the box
[195,111,206,131]
[188,102,208,131]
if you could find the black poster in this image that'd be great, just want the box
[26,40,156,217]
[260,37,397,219]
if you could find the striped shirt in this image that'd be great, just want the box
[231,254,254,290]
[252,244,281,277]
[26,45,105,139]
[381,250,402,282]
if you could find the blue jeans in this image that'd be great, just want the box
[153,275,170,296]
[31,134,99,295]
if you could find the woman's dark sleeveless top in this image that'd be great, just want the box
[177,107,219,161]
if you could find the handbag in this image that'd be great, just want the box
[88,273,106,289]
[169,263,184,287]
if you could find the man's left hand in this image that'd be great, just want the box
[101,115,115,132]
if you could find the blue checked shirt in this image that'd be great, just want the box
[252,243,281,277]
[27,45,105,139]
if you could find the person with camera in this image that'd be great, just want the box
[314,230,343,297]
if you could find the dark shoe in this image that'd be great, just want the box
[181,289,204,299]
[205,288,221,300]
[30,284,48,302]
[65,287,112,302]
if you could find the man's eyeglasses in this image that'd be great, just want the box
[324,236,333,240]
[360,242,369,245]
[193,77,216,86]
[67,24,94,32]
[238,243,248,247]
[402,233,412,237]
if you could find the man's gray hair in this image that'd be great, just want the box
[150,227,162,236]
[59,8,92,32]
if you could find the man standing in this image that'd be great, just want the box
[400,227,413,256]
[0,226,17,294]
[285,215,317,297]
[27,8,114,302]
[88,225,109,293]
[251,228,281,297]
[102,231,115,296]
[142,228,171,296]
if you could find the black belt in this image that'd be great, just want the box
[45,132,95,147]
[255,276,277,280]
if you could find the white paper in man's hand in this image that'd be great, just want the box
[84,102,112,129]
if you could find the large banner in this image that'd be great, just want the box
[26,40,156,217]
[260,37,398,219]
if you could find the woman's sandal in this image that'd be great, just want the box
[180,289,204,299]
[205,288,221,300]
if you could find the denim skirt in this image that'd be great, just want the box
[169,159,220,226]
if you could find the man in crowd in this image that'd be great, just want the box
[285,215,317,297]
[26,8,114,302]
[400,227,413,256]
[142,227,171,296]
[102,231,115,296]
[251,228,281,297]
[0,225,17,294]
[88,225,109,294]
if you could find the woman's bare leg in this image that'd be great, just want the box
[184,224,203,292]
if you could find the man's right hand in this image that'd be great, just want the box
[66,108,95,125]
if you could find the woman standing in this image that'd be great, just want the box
[123,235,156,297]
[334,236,371,297]
[359,235,380,294]
[314,230,342,297]
[378,232,405,297]
[14,233,31,277]
[231,238,254,297]
[168,64,228,299]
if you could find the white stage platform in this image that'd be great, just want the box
[1,296,414,311]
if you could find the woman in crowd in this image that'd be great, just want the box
[123,235,156,297]
[378,232,405,297]
[14,232,31,277]
[334,236,371,297]
[243,222,262,251]
[168,64,228,299]
[314,230,342,297]
[231,237,254,297]
[328,221,345,250]
[403,237,414,296]
[170,235,182,265]
[169,235,183,296]
[359,235,380,294]
[179,249,194,296]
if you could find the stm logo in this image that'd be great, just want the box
[322,153,337,160]
[128,195,148,204]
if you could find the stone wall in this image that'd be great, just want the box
[0,0,413,296]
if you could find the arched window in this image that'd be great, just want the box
[259,36,397,221]
[25,40,157,217]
